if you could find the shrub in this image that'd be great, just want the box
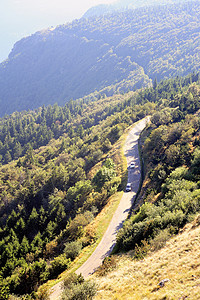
[67,212,92,240]
[36,285,50,300]
[63,273,84,288]
[62,273,96,300]
[64,240,82,260]
[62,280,96,300]
[134,240,150,260]
[48,254,71,279]
[96,256,117,277]
[81,224,97,247]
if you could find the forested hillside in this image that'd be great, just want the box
[0,1,199,116]
[0,72,199,299]
[116,75,200,255]
[0,89,149,299]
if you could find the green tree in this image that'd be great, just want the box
[20,236,30,256]
[13,141,22,160]
[64,240,82,260]
[93,166,116,191]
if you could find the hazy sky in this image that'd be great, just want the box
[0,0,115,62]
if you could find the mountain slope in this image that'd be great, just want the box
[0,73,199,299]
[0,1,199,116]
[93,216,200,299]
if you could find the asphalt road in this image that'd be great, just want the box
[75,117,148,278]
[49,117,148,299]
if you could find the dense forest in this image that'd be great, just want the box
[0,1,199,116]
[0,87,148,299]
[0,72,199,299]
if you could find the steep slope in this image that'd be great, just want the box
[49,118,148,300]
[0,90,151,299]
[93,216,200,299]
[0,73,199,299]
[0,1,199,116]
[50,76,200,300]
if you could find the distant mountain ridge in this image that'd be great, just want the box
[83,0,193,18]
[0,0,199,116]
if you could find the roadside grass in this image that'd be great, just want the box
[93,215,200,300]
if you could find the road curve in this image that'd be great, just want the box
[49,117,149,299]
[75,117,149,278]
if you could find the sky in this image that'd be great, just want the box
[0,0,116,63]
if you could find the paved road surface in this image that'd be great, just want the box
[75,118,148,278]
[49,117,148,299]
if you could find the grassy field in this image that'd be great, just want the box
[93,215,200,300]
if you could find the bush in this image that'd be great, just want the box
[134,240,150,260]
[62,273,96,300]
[67,212,92,240]
[62,280,96,300]
[81,224,97,247]
[63,273,84,288]
[36,285,50,300]
[96,256,117,277]
[64,240,82,260]
[48,254,71,279]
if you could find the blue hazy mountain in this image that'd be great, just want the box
[83,0,191,18]
[0,1,199,116]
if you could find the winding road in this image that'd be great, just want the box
[49,117,149,299]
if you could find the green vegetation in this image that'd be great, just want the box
[116,75,200,256]
[0,89,153,298]
[0,2,199,298]
[62,273,96,300]
[0,71,199,298]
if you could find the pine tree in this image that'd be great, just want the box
[20,236,30,256]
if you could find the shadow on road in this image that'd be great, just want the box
[125,142,138,156]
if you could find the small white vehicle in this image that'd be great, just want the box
[126,183,131,192]
[130,161,135,169]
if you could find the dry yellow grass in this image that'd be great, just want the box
[93,216,200,300]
